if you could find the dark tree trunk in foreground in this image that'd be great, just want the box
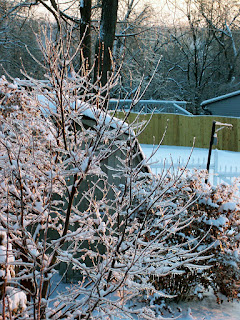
[80,0,92,70]
[94,0,118,86]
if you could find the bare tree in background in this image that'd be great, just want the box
[80,0,92,70]
[197,0,240,86]
[155,0,240,111]
[3,0,240,108]
[119,0,240,112]
[3,0,119,86]
[94,0,119,85]
[1,0,154,89]
[0,0,44,78]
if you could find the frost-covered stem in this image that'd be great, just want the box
[18,164,24,231]
[58,59,68,151]
[7,296,13,320]
[2,258,7,320]
[48,51,68,152]
[38,217,51,319]
[41,167,89,300]
[86,300,99,320]
[37,265,45,318]
[2,203,10,320]
[61,180,77,241]
[38,160,55,318]
[33,262,37,320]
[59,86,68,152]
[73,89,77,145]
[104,199,131,290]
[5,141,25,232]
[103,143,136,291]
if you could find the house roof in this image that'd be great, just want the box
[201,90,240,107]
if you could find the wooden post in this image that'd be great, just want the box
[205,121,216,183]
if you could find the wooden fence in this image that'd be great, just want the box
[115,112,240,152]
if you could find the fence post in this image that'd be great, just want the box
[213,149,218,186]
[205,121,216,183]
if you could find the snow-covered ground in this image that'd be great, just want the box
[140,144,240,320]
[173,291,240,320]
[140,144,239,167]
[141,144,240,186]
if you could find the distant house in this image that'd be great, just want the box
[201,90,240,117]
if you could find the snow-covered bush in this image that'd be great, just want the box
[0,229,27,319]
[149,169,240,302]
[0,26,211,319]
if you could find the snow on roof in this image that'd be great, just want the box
[201,90,240,107]
[37,95,135,136]
[81,107,134,136]
[37,95,150,172]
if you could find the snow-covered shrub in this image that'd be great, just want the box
[148,169,240,302]
[0,26,210,319]
[0,229,27,319]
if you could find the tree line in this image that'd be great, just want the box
[0,0,240,113]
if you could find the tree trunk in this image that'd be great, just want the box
[94,0,118,86]
[80,0,92,70]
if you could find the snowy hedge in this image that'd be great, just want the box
[145,170,240,302]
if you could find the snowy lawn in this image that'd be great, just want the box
[140,144,240,170]
[141,144,240,186]
[140,144,240,320]
[172,291,240,320]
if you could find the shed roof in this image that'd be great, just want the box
[37,95,134,136]
[201,90,240,107]
[37,95,151,174]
